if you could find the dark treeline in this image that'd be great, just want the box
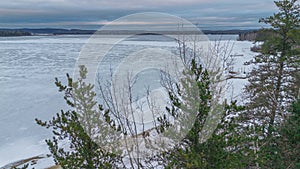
[0,30,31,36]
[238,29,280,41]
[0,28,257,36]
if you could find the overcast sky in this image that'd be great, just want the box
[0,0,279,30]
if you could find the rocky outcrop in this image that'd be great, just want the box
[238,31,258,41]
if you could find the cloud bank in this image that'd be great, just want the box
[0,0,278,29]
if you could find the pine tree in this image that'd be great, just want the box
[155,59,247,168]
[242,0,300,167]
[36,65,123,169]
[244,0,300,137]
[277,99,300,168]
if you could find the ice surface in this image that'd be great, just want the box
[0,34,256,167]
[0,35,88,167]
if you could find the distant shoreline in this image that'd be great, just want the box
[0,28,258,37]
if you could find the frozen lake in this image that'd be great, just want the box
[0,34,256,167]
[0,35,88,166]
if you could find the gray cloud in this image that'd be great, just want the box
[0,0,278,29]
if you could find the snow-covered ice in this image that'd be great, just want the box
[0,34,256,167]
